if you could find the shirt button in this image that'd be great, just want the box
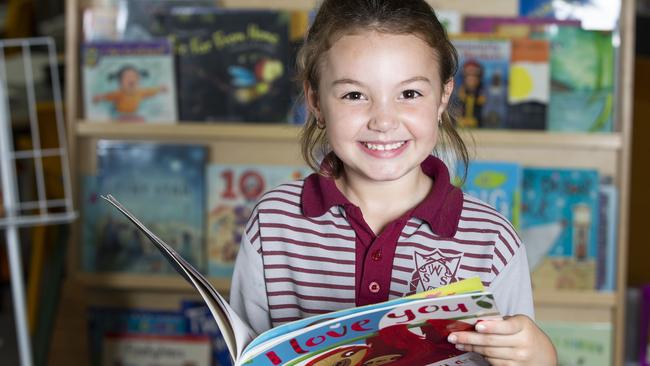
[371,250,382,261]
[369,281,380,293]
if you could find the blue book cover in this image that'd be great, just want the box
[206,164,311,278]
[451,38,511,129]
[519,0,620,30]
[82,141,207,274]
[455,160,522,229]
[88,307,188,366]
[521,167,600,290]
[181,300,234,366]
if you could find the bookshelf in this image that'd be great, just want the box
[52,0,635,365]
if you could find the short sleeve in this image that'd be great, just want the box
[488,245,535,319]
[229,213,272,334]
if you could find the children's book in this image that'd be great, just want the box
[596,183,618,291]
[455,160,522,229]
[82,141,206,274]
[506,38,550,130]
[530,26,615,133]
[451,38,511,129]
[463,16,581,34]
[164,8,292,122]
[518,0,621,30]
[82,40,178,123]
[521,167,600,290]
[101,194,503,366]
[102,333,212,366]
[206,164,312,278]
[537,321,612,366]
[182,300,234,366]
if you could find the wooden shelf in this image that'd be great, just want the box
[76,121,622,149]
[76,273,232,294]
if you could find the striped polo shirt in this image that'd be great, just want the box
[230,156,534,334]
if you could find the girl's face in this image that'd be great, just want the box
[308,31,452,185]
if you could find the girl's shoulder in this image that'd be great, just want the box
[458,193,520,241]
[255,178,308,209]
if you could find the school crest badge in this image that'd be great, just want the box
[410,250,461,292]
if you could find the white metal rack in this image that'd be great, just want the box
[0,37,76,366]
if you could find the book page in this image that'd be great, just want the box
[102,195,256,361]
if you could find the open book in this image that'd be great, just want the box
[103,194,500,366]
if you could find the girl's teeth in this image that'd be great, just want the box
[364,142,405,151]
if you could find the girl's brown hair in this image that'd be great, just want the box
[297,0,469,180]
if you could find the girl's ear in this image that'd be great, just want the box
[304,80,320,117]
[439,78,454,116]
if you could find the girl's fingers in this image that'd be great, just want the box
[448,331,518,348]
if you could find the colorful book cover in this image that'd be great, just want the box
[537,321,612,366]
[521,168,600,290]
[530,26,615,132]
[596,183,618,291]
[506,38,550,130]
[519,0,621,30]
[451,38,511,129]
[82,40,178,123]
[102,333,212,366]
[82,141,206,274]
[164,8,292,122]
[182,300,234,366]
[455,160,522,228]
[82,5,119,42]
[206,164,311,278]
[88,306,189,366]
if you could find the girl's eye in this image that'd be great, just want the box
[343,92,364,100]
[401,90,422,99]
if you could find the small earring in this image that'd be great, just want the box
[316,117,325,129]
[438,117,443,126]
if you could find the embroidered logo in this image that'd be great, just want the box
[410,250,461,292]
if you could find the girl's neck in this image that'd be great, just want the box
[335,168,432,233]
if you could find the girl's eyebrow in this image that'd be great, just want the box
[331,76,431,87]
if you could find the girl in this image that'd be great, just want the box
[231,0,557,364]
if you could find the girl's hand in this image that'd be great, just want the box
[447,315,557,366]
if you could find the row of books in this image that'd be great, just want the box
[80,1,617,132]
[80,141,618,293]
[456,160,618,292]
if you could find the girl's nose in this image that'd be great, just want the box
[368,102,398,132]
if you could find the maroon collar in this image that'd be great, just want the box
[301,155,463,237]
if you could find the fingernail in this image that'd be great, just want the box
[455,344,465,350]
[476,323,486,332]
[447,334,457,343]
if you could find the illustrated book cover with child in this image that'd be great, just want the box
[101,194,504,366]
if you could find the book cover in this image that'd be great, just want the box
[95,193,502,366]
[88,306,189,366]
[463,16,580,34]
[206,164,311,278]
[530,26,615,132]
[164,8,292,122]
[82,40,178,123]
[82,5,119,42]
[182,300,234,366]
[537,321,612,366]
[521,167,600,290]
[506,38,550,130]
[455,160,522,229]
[451,38,511,129]
[519,0,620,30]
[102,333,212,366]
[596,183,618,291]
[82,141,206,274]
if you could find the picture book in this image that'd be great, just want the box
[101,194,503,366]
[519,0,620,30]
[463,16,581,34]
[506,38,550,130]
[530,26,615,132]
[596,183,618,291]
[455,160,522,229]
[451,37,511,129]
[81,141,206,274]
[537,321,612,366]
[82,40,178,123]
[102,333,212,366]
[182,300,234,366]
[520,167,600,290]
[206,164,312,278]
[82,5,119,42]
[164,8,292,122]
